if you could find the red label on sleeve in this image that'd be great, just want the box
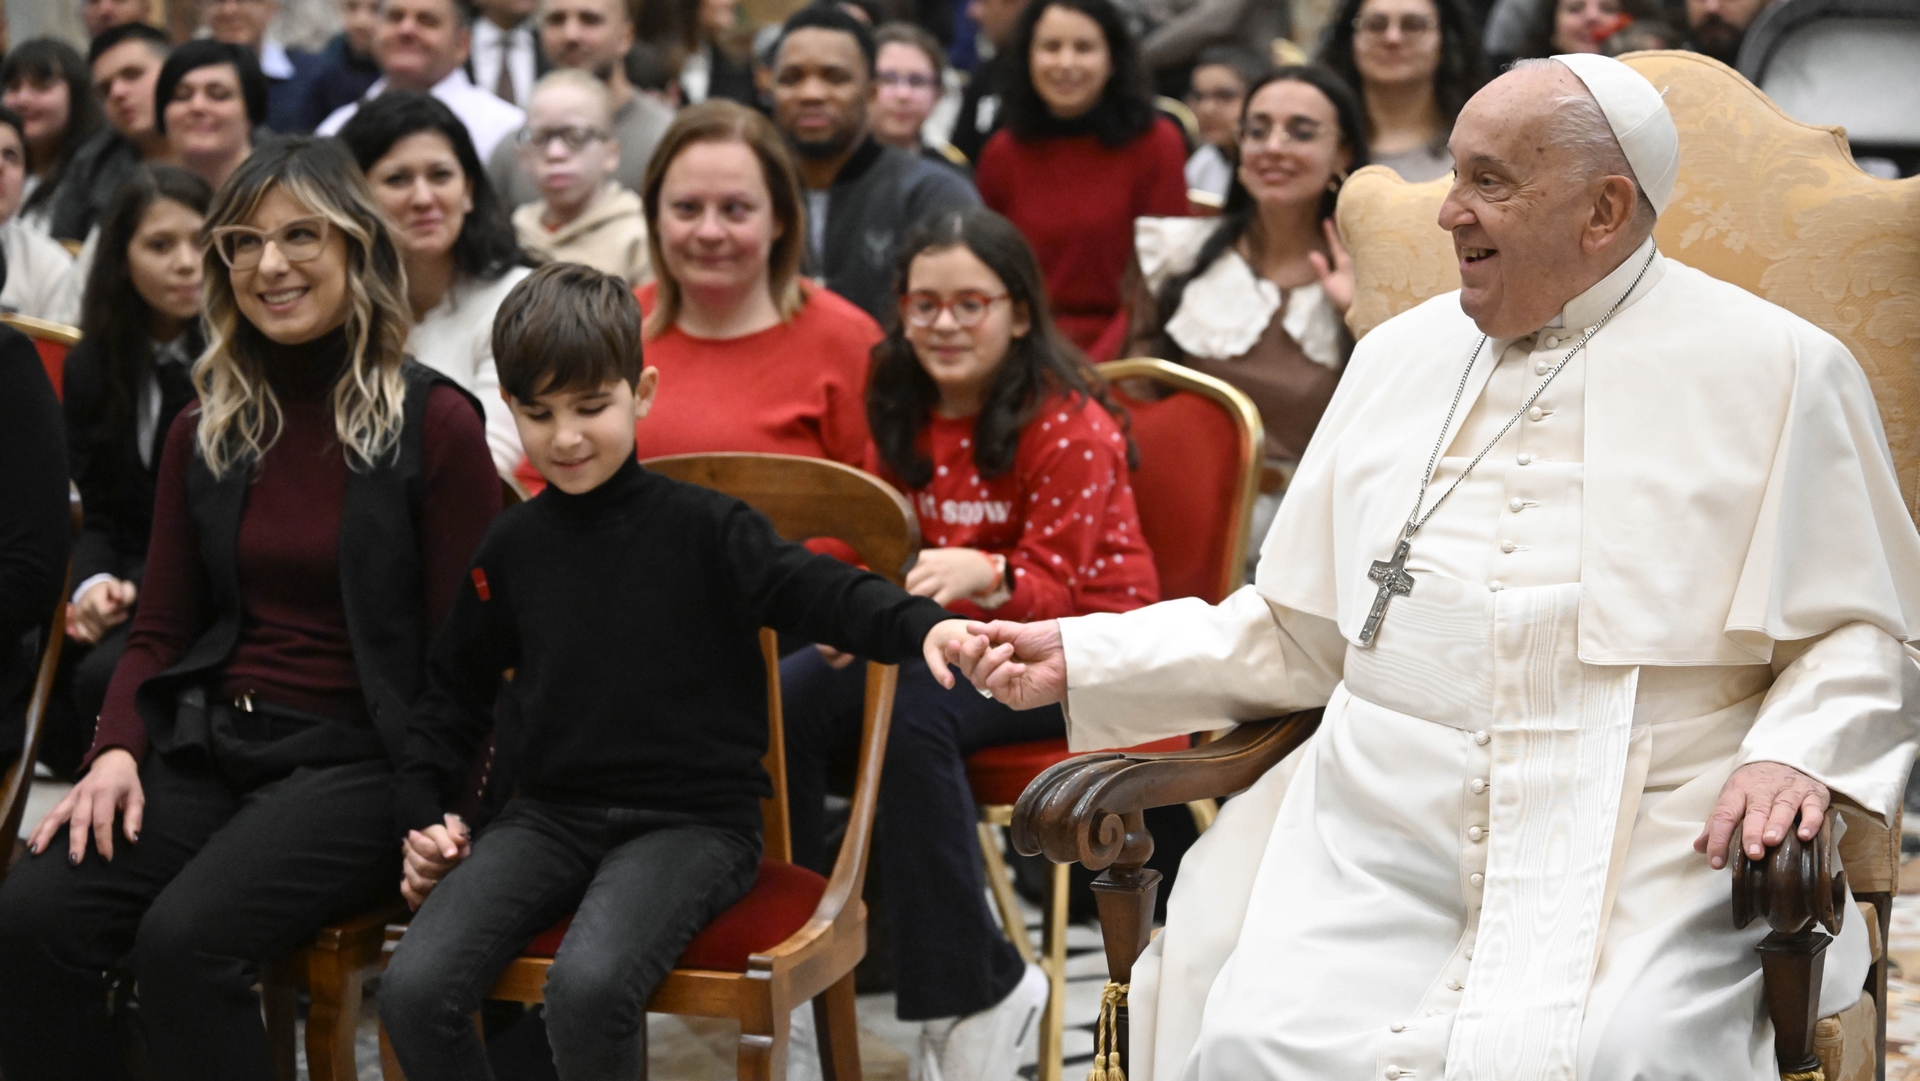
[471,568,491,600]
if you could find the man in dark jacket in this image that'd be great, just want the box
[291,0,385,133]
[771,4,978,324]
[50,23,170,243]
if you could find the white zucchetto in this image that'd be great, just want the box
[1553,52,1679,215]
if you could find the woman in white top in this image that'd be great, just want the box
[1128,66,1368,467]
[339,91,533,475]
[0,106,75,322]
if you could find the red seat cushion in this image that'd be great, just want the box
[521,859,827,972]
[964,736,1192,807]
[1114,386,1243,604]
[35,338,66,399]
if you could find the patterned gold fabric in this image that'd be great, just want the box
[1333,50,1920,520]
[1814,990,1879,1081]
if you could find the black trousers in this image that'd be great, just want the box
[780,649,1064,1021]
[380,799,760,1081]
[0,744,399,1081]
[42,620,130,777]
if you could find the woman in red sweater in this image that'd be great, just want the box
[783,208,1157,1080]
[975,0,1189,361]
[0,138,499,1080]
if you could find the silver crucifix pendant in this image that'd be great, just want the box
[1359,539,1415,647]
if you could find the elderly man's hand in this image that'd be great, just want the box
[943,619,1067,710]
[1694,761,1830,870]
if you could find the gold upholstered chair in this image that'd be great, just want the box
[1012,51,1916,1081]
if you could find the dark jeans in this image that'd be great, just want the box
[380,799,761,1081]
[781,649,1064,1021]
[0,746,399,1081]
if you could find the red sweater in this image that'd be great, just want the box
[514,283,883,494]
[870,394,1159,621]
[89,342,497,764]
[975,118,1189,359]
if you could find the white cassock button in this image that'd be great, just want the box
[1471,778,1487,793]
[1468,826,1485,841]
[1528,406,1545,421]
[1543,336,1560,348]
[1470,873,1485,887]
[1466,948,1475,960]
[1488,580,1505,592]
[1390,1024,1407,1033]
[1508,497,1525,512]
[1534,360,1550,374]
[1447,977,1465,991]
[1386,1067,1404,1080]
[1473,731,1490,746]
[1500,540,1516,553]
[1517,452,1533,465]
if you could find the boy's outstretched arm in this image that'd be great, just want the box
[922,619,985,688]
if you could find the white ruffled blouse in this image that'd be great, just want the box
[1134,216,1345,372]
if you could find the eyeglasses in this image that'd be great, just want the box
[1186,87,1242,107]
[516,124,610,153]
[208,215,331,270]
[877,71,938,92]
[1240,116,1330,147]
[1353,12,1438,36]
[901,290,1009,328]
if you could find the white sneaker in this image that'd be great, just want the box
[916,963,1048,1081]
[786,1001,823,1081]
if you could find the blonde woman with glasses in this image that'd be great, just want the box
[0,136,500,1081]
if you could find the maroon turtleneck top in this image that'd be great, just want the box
[86,329,497,766]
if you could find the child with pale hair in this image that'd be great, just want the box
[511,69,652,284]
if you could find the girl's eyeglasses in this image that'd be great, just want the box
[208,216,331,270]
[901,290,1009,329]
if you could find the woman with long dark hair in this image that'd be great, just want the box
[339,91,532,474]
[0,137,499,1081]
[1318,0,1486,181]
[47,165,213,778]
[0,38,105,234]
[783,207,1158,1081]
[974,0,1190,360]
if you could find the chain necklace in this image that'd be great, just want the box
[1356,244,1658,648]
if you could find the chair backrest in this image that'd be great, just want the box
[0,314,80,401]
[1334,50,1920,522]
[641,452,919,862]
[1097,359,1264,604]
[0,485,81,877]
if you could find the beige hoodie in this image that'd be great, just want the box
[513,181,652,286]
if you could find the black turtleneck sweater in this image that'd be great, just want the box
[89,329,496,764]
[395,457,953,835]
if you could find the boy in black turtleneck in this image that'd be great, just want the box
[380,265,975,1080]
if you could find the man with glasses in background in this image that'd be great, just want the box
[317,0,526,160]
[486,0,672,207]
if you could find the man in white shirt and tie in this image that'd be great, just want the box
[468,0,548,109]
[317,0,525,160]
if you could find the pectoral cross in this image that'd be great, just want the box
[1359,540,1415,647]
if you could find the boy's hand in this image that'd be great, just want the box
[922,619,983,689]
[401,813,472,911]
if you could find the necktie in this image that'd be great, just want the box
[495,32,516,104]
[153,356,195,465]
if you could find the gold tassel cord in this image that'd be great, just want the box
[1087,981,1129,1081]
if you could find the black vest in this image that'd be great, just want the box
[133,360,481,765]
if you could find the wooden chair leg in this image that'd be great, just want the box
[1035,860,1069,1081]
[304,952,365,1081]
[1086,809,1163,1077]
[378,1022,408,1081]
[262,981,299,1081]
[1757,929,1830,1079]
[739,999,789,1081]
[813,972,864,1081]
[978,817,1039,967]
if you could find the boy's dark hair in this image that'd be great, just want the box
[494,263,645,401]
[868,207,1136,487]
[775,4,878,76]
[88,21,172,67]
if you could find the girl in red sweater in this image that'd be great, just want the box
[783,207,1157,1081]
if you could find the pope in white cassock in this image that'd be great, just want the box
[945,54,1920,1080]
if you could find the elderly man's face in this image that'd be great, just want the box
[1438,64,1629,338]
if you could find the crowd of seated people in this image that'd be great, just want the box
[0,0,1830,1076]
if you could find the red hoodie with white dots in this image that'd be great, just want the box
[869,393,1161,622]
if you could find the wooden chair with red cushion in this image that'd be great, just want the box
[963,359,1264,1081]
[0,314,81,401]
[367,452,920,1081]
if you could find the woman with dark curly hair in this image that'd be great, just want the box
[974,0,1190,360]
[338,91,533,474]
[1317,0,1487,181]
[0,38,105,234]
[1515,0,1664,59]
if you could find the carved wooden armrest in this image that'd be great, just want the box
[1009,709,1322,871]
[1731,813,1851,1081]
